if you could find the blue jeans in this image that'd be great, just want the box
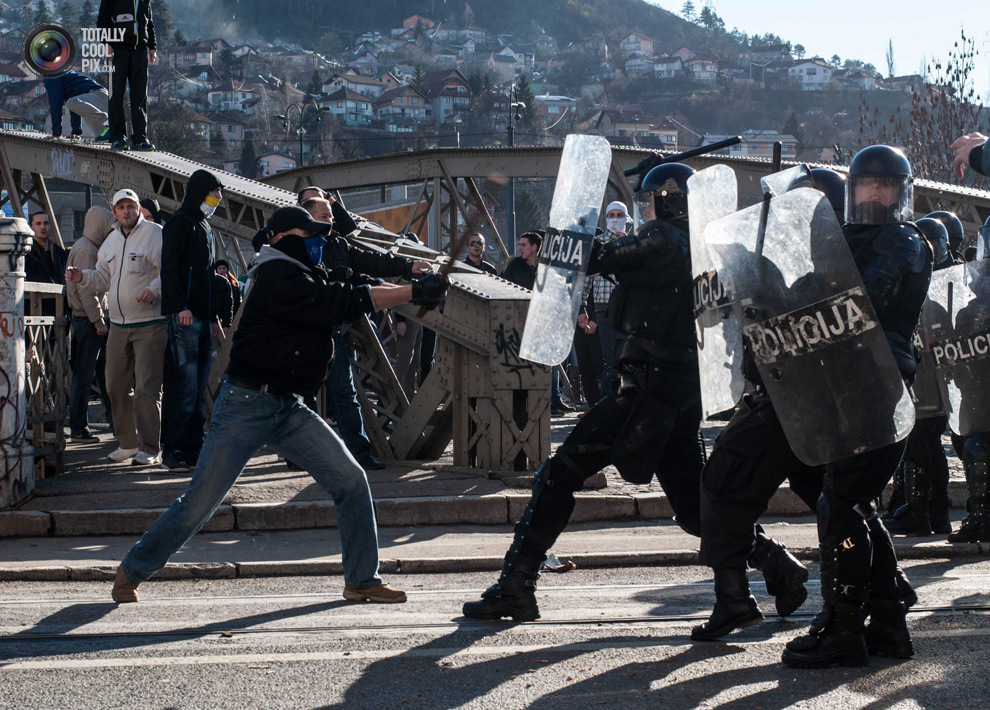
[325,330,372,460]
[69,316,109,433]
[163,314,215,459]
[122,382,383,588]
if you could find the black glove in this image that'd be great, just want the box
[411,273,448,310]
[330,200,359,237]
[587,238,606,275]
[402,259,416,280]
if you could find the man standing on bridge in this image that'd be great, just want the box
[98,0,156,151]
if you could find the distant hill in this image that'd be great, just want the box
[216,0,718,51]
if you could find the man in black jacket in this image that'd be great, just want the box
[111,206,448,604]
[98,0,156,150]
[302,196,431,469]
[160,169,224,471]
[500,231,541,289]
[25,212,67,317]
[463,233,498,275]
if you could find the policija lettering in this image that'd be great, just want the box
[541,229,587,271]
[931,331,990,367]
[693,269,731,318]
[745,287,877,365]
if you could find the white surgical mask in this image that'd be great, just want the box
[200,202,217,218]
[606,217,627,234]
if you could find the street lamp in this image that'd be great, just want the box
[506,83,526,251]
[274,102,329,167]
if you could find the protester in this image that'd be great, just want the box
[139,198,162,225]
[65,189,166,466]
[212,260,241,331]
[110,205,447,605]
[97,0,156,151]
[462,233,498,275]
[43,69,110,141]
[66,206,114,441]
[160,169,224,472]
[951,132,990,178]
[25,212,67,286]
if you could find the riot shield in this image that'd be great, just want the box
[705,188,915,466]
[911,308,946,419]
[687,165,744,418]
[921,260,990,435]
[519,134,612,365]
[760,164,811,197]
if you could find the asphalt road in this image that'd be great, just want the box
[2,560,989,709]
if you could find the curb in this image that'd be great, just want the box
[0,481,972,539]
[1,542,987,583]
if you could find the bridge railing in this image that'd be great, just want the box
[24,282,68,479]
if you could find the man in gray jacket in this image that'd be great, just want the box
[66,206,114,441]
[66,189,166,465]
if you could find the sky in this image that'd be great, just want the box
[650,1,990,105]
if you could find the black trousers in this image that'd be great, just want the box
[109,47,149,143]
[903,415,951,507]
[700,392,824,570]
[572,323,602,406]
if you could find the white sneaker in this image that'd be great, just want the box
[108,447,139,462]
[131,451,161,466]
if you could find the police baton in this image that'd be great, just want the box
[623,136,743,178]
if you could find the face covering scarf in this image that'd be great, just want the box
[201,194,221,217]
[606,217,628,234]
[303,235,327,266]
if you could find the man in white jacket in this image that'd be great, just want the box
[66,189,167,465]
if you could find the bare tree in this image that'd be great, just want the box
[860,30,987,191]
[886,39,895,79]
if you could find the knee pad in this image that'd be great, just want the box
[963,433,990,466]
[547,454,591,493]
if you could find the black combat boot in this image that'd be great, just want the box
[691,568,764,641]
[894,567,918,608]
[747,526,809,617]
[462,559,542,621]
[782,603,869,668]
[883,462,907,519]
[885,462,934,536]
[948,459,990,542]
[864,599,914,658]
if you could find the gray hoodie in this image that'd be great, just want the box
[66,207,113,323]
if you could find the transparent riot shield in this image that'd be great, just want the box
[705,188,915,466]
[519,134,612,365]
[922,260,990,435]
[760,164,811,197]
[687,165,744,418]
[912,308,946,419]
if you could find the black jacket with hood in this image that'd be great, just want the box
[227,238,377,397]
[161,170,223,319]
[97,0,156,51]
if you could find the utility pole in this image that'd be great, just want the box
[506,84,525,254]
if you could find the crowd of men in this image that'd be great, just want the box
[18,125,990,673]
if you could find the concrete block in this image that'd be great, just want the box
[635,493,674,520]
[50,507,234,536]
[375,495,506,526]
[767,487,808,515]
[571,495,636,523]
[69,566,117,581]
[0,511,51,537]
[237,560,341,577]
[506,492,532,521]
[152,563,237,580]
[235,501,337,531]
[0,566,69,581]
[396,556,502,574]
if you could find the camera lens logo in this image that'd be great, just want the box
[22,23,76,76]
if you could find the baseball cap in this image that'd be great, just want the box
[111,188,140,207]
[269,206,332,236]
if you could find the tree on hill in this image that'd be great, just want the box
[34,0,52,24]
[793,44,805,60]
[79,0,96,29]
[681,1,696,22]
[152,0,176,49]
[238,139,260,179]
[514,73,537,132]
[56,1,77,32]
[783,111,805,147]
[307,70,323,96]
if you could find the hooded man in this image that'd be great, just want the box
[66,206,115,440]
[160,169,224,471]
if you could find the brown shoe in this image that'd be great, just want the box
[111,565,139,603]
[343,583,407,603]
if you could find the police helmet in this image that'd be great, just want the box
[809,168,846,221]
[977,214,990,260]
[916,217,950,265]
[635,162,695,222]
[923,210,965,252]
[845,145,913,225]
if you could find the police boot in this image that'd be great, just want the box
[948,459,990,542]
[883,462,907,518]
[884,462,933,536]
[864,599,914,659]
[462,558,542,621]
[865,514,918,608]
[782,603,869,669]
[747,526,808,617]
[691,568,764,641]
[894,567,918,608]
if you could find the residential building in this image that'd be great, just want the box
[322,73,387,99]
[318,88,374,126]
[207,80,262,113]
[0,62,29,82]
[403,15,435,29]
[208,113,247,144]
[749,44,794,64]
[223,152,297,178]
[788,58,832,90]
[703,131,799,159]
[670,46,696,63]
[423,68,473,125]
[836,71,879,91]
[685,56,718,84]
[534,95,577,126]
[620,32,654,58]
[0,108,35,131]
[374,85,430,121]
[346,51,380,75]
[487,54,518,83]
[585,106,678,148]
[653,56,683,79]
[625,55,653,78]
[459,26,489,45]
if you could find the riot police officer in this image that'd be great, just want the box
[783,145,933,669]
[884,217,955,536]
[461,163,800,622]
[924,210,965,263]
